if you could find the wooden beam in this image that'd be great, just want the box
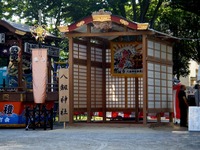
[135,78,139,123]
[125,77,128,108]
[47,57,51,92]
[102,45,107,122]
[68,37,74,124]
[65,31,154,38]
[87,24,91,33]
[142,34,148,125]
[86,38,91,123]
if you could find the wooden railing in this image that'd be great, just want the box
[0,82,59,92]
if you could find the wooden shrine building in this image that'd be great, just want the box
[58,10,178,125]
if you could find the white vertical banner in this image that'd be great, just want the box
[32,48,47,103]
[59,68,69,122]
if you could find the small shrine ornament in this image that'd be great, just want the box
[30,10,47,42]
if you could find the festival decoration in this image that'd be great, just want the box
[30,10,48,103]
[9,46,21,63]
[7,46,21,77]
[30,10,47,42]
[32,49,47,103]
[92,9,112,30]
[111,42,143,77]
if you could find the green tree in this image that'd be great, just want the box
[1,0,166,34]
[0,0,12,19]
[173,41,191,80]
[155,5,200,79]
[0,1,3,19]
[170,0,200,16]
[170,0,200,72]
[1,0,199,78]
[1,0,106,34]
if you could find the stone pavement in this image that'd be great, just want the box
[0,123,199,150]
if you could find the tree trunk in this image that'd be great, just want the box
[150,0,163,28]
[132,0,137,21]
[139,0,150,22]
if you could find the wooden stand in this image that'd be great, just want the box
[25,104,53,130]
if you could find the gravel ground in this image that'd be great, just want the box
[0,123,199,150]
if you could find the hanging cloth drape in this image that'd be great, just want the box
[32,48,47,103]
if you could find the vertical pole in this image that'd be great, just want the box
[25,107,29,130]
[198,90,199,106]
[38,104,41,126]
[33,106,36,130]
[63,122,66,129]
[50,108,53,129]
[142,34,148,125]
[86,25,91,122]
[43,105,47,130]
[102,43,107,122]
[157,113,161,123]
[135,77,139,123]
[169,112,173,123]
[47,57,52,92]
[125,77,128,108]
[87,37,91,122]
[68,36,74,124]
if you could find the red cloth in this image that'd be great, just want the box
[173,83,181,119]
[32,49,47,103]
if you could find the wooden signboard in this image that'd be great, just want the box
[58,68,69,122]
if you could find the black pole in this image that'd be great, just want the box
[198,89,199,106]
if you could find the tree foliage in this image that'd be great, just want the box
[170,0,200,16]
[1,0,168,33]
[0,0,199,79]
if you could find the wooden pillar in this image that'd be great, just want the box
[142,34,148,125]
[68,36,74,124]
[87,38,91,123]
[125,77,128,108]
[157,113,161,123]
[102,44,106,122]
[135,77,139,123]
[86,25,91,122]
[169,112,173,122]
[47,57,52,92]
